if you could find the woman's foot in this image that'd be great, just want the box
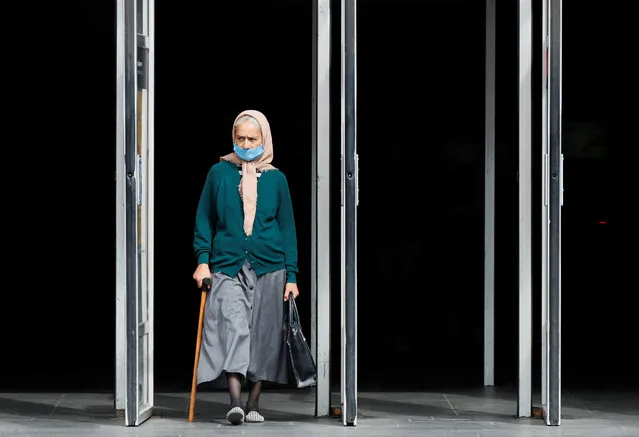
[245,410,265,423]
[245,382,263,423]
[226,406,245,425]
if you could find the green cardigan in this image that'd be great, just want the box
[193,160,298,283]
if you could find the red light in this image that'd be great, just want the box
[598,220,607,225]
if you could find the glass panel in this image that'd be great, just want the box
[137,63,150,410]
[139,334,148,406]
[124,0,153,426]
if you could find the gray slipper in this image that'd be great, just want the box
[226,406,245,425]
[245,410,265,423]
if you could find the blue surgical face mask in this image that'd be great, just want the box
[233,143,264,162]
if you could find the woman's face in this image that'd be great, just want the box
[235,121,263,149]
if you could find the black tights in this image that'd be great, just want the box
[226,373,242,408]
[226,373,263,412]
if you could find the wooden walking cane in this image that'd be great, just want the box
[189,277,211,422]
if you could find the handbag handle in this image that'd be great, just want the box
[288,296,300,328]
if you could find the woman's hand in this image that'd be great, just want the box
[193,263,212,289]
[284,283,299,301]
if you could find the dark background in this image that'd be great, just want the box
[3,0,636,395]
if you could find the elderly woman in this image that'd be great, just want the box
[192,109,300,425]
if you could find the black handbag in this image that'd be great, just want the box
[286,297,317,388]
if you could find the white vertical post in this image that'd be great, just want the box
[517,0,533,418]
[484,0,496,388]
[541,0,550,421]
[341,0,358,426]
[115,0,127,415]
[147,0,155,410]
[311,0,332,418]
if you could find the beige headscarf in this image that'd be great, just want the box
[220,109,277,236]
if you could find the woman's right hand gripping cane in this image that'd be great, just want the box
[193,263,212,290]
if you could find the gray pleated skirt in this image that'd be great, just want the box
[196,259,289,387]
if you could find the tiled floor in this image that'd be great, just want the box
[1,387,638,436]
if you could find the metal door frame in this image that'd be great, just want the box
[341,0,358,426]
[115,0,155,426]
[541,0,563,425]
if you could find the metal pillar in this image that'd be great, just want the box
[341,0,358,427]
[311,0,332,418]
[484,0,496,388]
[517,0,533,418]
[542,0,563,425]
